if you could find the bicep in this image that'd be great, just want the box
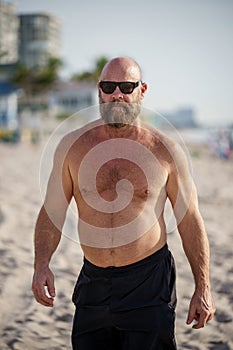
[166,143,196,224]
[43,141,73,230]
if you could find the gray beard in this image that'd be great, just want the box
[99,98,141,128]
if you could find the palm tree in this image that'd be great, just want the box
[10,57,63,142]
[33,57,63,92]
[12,57,63,110]
[72,56,108,82]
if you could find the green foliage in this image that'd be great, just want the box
[72,56,108,82]
[11,64,31,88]
[56,112,70,120]
[11,57,63,94]
[0,50,8,58]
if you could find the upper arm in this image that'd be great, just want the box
[43,136,73,231]
[166,142,198,226]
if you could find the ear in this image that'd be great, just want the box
[97,82,102,97]
[140,82,148,99]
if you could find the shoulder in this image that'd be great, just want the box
[141,122,192,178]
[142,122,186,160]
[55,118,103,158]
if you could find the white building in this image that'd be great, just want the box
[0,1,19,64]
[0,82,20,129]
[51,81,98,118]
[18,13,61,69]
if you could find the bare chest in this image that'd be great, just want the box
[69,135,168,204]
[76,156,167,203]
[96,159,151,200]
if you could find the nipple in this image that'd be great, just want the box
[145,189,150,195]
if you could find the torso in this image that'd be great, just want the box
[66,120,172,267]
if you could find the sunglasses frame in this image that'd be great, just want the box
[99,81,141,94]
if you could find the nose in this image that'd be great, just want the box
[111,86,124,101]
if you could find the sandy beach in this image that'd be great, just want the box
[0,134,233,350]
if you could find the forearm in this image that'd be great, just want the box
[34,206,62,269]
[178,212,211,291]
[166,148,215,327]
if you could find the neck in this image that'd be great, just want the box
[103,117,142,138]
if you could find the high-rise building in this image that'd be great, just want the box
[18,13,61,69]
[0,1,19,64]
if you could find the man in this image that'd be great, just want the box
[32,57,215,349]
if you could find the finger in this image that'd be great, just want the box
[32,283,54,307]
[47,274,56,298]
[35,291,54,307]
[186,305,196,325]
[210,312,215,321]
[36,295,54,307]
[207,303,216,323]
[192,310,209,329]
[35,289,54,306]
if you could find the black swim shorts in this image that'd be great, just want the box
[72,244,177,350]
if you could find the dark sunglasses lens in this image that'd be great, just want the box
[100,81,138,94]
[100,82,116,94]
[119,82,134,94]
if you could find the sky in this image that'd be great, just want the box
[13,0,233,127]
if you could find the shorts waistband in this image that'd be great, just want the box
[83,244,169,275]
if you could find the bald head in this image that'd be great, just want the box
[98,57,148,127]
[100,57,142,82]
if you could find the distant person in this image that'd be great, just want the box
[218,130,230,159]
[32,56,215,349]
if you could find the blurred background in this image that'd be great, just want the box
[0,2,233,349]
[0,0,233,152]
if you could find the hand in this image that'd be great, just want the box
[186,288,215,329]
[32,266,56,307]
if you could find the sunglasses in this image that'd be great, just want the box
[99,81,141,94]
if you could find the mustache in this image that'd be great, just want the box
[101,101,134,111]
[101,100,128,106]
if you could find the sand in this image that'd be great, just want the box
[0,136,232,350]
